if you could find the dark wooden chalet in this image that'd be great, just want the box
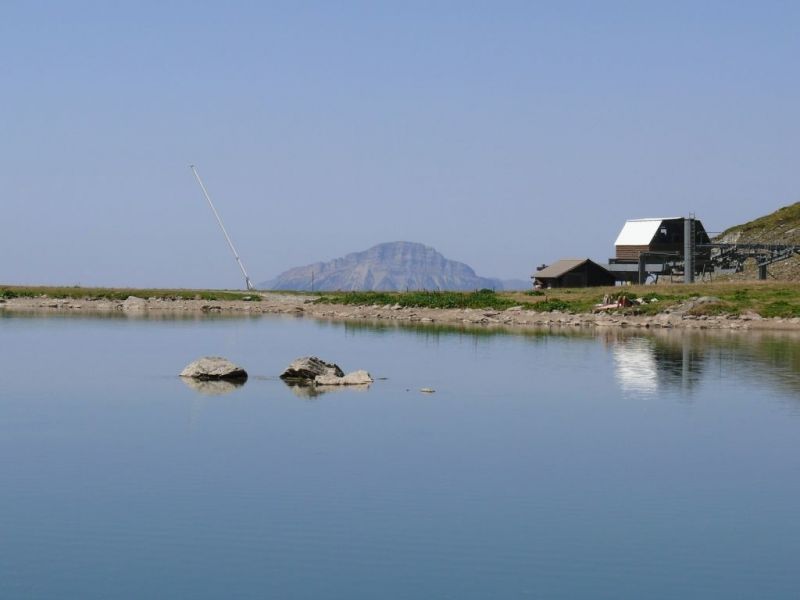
[614,217,710,261]
[533,259,616,289]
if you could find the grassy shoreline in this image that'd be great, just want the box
[314,281,800,319]
[3,281,800,319]
[0,285,261,302]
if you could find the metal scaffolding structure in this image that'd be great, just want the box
[699,242,800,280]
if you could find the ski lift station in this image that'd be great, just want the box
[533,215,800,288]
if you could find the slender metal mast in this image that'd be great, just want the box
[190,165,255,291]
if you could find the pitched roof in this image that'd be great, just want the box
[534,258,591,279]
[614,217,682,246]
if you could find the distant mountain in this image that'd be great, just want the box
[260,242,508,291]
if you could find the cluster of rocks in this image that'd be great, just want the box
[179,355,373,394]
[279,356,373,386]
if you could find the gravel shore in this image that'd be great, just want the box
[3,293,800,332]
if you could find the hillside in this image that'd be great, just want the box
[716,202,800,244]
[261,242,505,292]
[714,201,800,280]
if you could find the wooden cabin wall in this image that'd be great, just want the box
[615,245,650,260]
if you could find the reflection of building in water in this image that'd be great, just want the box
[613,338,658,394]
[652,337,704,393]
[610,333,706,396]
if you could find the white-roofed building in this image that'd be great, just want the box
[614,217,710,262]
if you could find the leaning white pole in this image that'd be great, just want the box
[190,165,255,291]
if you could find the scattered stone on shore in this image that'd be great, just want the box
[280,356,344,381]
[123,296,147,311]
[180,356,248,380]
[315,370,374,386]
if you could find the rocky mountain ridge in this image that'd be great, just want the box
[261,242,511,291]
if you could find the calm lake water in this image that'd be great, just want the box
[1,312,800,599]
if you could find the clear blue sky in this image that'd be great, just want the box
[2,1,798,288]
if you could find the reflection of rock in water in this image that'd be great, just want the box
[181,377,245,396]
[284,381,371,399]
[613,338,658,395]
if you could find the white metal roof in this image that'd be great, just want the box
[614,218,682,246]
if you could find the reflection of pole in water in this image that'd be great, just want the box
[682,339,691,392]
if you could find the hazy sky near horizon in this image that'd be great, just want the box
[2,1,798,288]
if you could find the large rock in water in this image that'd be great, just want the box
[280,356,344,381]
[260,241,504,291]
[180,357,248,380]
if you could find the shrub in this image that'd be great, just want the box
[534,299,573,312]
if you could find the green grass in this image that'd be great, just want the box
[533,299,575,312]
[761,301,800,319]
[314,289,523,310]
[0,285,261,302]
[314,289,586,312]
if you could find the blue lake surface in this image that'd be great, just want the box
[1,312,800,599]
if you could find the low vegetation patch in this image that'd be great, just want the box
[315,289,587,312]
[760,301,800,319]
[315,289,526,310]
[532,298,575,312]
[685,301,739,317]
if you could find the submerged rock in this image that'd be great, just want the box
[280,356,344,381]
[315,370,374,386]
[180,356,248,381]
